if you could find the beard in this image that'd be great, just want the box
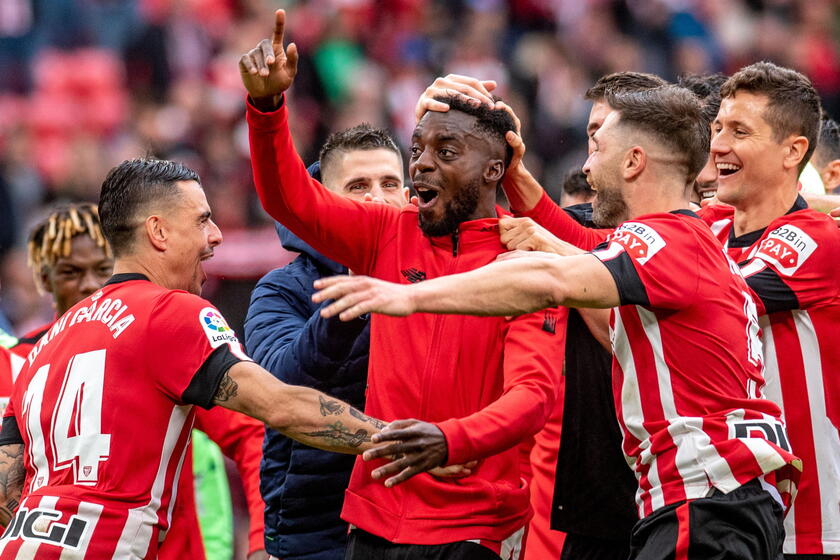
[418,177,481,237]
[591,183,627,228]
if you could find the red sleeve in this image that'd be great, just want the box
[519,191,611,250]
[194,407,266,555]
[148,293,250,406]
[592,217,700,310]
[246,97,397,275]
[436,307,567,465]
[739,212,840,312]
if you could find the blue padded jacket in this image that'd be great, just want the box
[244,215,369,560]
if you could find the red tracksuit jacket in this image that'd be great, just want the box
[247,98,564,546]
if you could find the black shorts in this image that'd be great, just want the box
[629,479,784,560]
[560,532,629,560]
[345,529,501,560]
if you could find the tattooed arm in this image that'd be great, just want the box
[0,444,24,527]
[213,361,384,454]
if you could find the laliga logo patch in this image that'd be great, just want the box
[609,222,666,265]
[203,310,230,332]
[199,307,238,348]
[756,225,816,276]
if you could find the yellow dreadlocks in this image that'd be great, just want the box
[27,203,112,293]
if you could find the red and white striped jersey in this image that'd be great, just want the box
[700,198,840,554]
[0,273,248,559]
[591,210,801,519]
[0,347,23,415]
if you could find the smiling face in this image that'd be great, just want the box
[409,111,502,237]
[42,235,114,316]
[163,180,223,295]
[323,148,408,208]
[587,100,613,155]
[582,111,630,226]
[711,92,792,206]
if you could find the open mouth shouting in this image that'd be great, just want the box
[413,181,442,209]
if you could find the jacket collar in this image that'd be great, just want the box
[275,222,345,275]
[425,206,509,253]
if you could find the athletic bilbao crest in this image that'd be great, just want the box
[756,225,816,276]
[608,222,666,265]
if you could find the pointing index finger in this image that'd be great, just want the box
[272,9,287,53]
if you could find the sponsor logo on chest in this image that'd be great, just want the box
[756,224,817,276]
[608,222,666,265]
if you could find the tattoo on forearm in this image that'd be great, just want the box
[301,421,370,448]
[214,373,239,403]
[350,407,386,430]
[0,445,23,527]
[319,395,345,416]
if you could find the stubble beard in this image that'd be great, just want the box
[591,180,628,228]
[418,177,482,237]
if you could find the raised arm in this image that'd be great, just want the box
[242,10,394,274]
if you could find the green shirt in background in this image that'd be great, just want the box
[193,430,234,560]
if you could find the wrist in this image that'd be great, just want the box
[249,93,284,113]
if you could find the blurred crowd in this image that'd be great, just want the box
[1,0,839,335]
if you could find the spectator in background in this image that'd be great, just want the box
[244,124,408,560]
[812,117,840,193]
[9,202,270,560]
[559,169,594,208]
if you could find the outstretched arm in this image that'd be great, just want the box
[313,251,619,320]
[214,361,384,454]
[0,443,24,527]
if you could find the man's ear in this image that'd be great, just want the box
[145,215,168,252]
[784,136,809,171]
[484,159,505,183]
[820,159,840,191]
[622,146,645,181]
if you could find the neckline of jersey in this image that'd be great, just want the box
[727,194,808,248]
[104,273,151,286]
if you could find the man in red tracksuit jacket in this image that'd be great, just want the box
[240,11,564,560]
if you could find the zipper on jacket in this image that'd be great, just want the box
[451,229,459,257]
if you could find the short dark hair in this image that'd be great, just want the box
[319,124,402,179]
[814,117,840,169]
[678,73,728,125]
[562,169,593,197]
[605,85,710,183]
[432,94,517,166]
[99,158,200,256]
[720,62,822,171]
[585,72,667,101]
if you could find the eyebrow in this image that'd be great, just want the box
[344,174,403,185]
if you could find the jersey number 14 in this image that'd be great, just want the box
[22,349,112,491]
